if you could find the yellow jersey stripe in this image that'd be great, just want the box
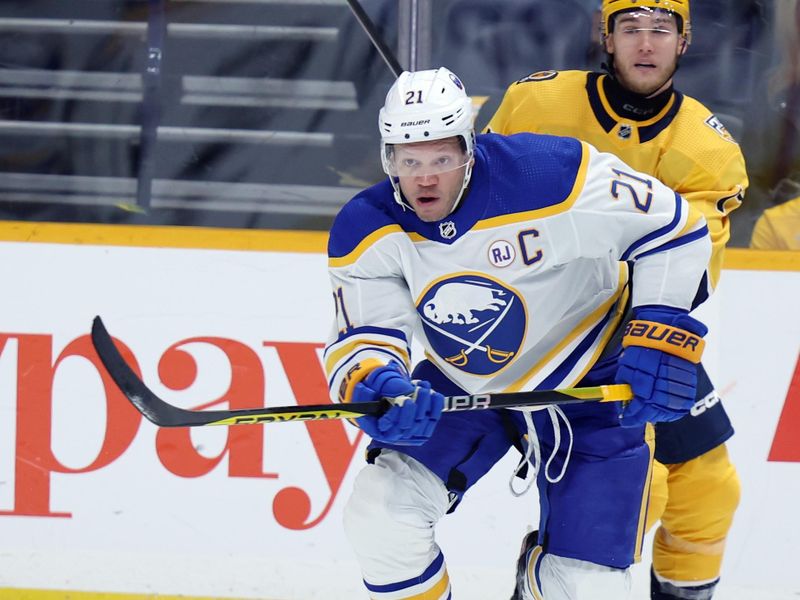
[635,424,657,563]
[328,224,408,267]
[324,338,410,375]
[564,281,631,388]
[395,570,450,600]
[505,262,628,393]
[528,545,545,600]
[473,142,590,231]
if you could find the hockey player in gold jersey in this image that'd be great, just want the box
[487,1,746,598]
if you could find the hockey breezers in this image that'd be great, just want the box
[91,316,632,428]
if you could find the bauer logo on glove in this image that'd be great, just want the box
[616,306,708,428]
[622,320,705,363]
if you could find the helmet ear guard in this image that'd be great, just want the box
[378,67,476,215]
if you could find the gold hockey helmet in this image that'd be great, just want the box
[601,0,691,42]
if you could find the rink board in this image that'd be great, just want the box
[0,222,798,599]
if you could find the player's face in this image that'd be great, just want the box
[605,9,687,97]
[393,138,472,222]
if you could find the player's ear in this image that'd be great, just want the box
[678,37,688,56]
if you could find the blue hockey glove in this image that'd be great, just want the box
[352,362,444,446]
[616,306,708,428]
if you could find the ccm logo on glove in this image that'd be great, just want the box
[622,320,705,363]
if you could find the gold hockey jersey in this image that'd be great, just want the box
[750,196,800,250]
[486,70,748,288]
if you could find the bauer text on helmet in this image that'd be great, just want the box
[601,0,691,43]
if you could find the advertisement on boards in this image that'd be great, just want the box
[0,234,798,599]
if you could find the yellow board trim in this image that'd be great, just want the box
[723,248,800,272]
[2,222,799,272]
[0,590,259,600]
[0,220,327,253]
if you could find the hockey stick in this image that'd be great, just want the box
[91,316,631,427]
[345,0,403,77]
[135,0,166,211]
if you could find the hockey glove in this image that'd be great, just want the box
[351,362,444,446]
[616,306,708,428]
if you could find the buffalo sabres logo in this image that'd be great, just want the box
[417,274,525,375]
[439,220,457,239]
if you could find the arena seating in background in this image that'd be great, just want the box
[0,0,395,229]
[0,0,780,233]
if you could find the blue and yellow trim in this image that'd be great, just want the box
[635,424,657,563]
[364,551,450,600]
[473,142,590,231]
[505,263,629,392]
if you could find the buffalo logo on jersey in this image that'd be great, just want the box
[417,275,525,375]
[516,70,558,84]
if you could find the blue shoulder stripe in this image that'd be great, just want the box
[621,192,682,261]
[634,224,709,261]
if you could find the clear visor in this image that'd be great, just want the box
[383,141,472,178]
[613,8,679,36]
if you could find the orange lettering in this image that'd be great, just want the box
[768,354,800,462]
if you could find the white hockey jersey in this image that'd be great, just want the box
[324,133,711,399]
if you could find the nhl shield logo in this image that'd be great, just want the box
[417,274,526,375]
[439,221,457,239]
[618,124,632,139]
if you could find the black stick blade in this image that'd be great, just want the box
[90,316,384,427]
[91,316,193,426]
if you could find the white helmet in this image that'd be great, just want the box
[379,67,476,214]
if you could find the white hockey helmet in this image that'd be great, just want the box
[379,67,476,214]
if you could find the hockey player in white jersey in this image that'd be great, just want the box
[325,67,712,600]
